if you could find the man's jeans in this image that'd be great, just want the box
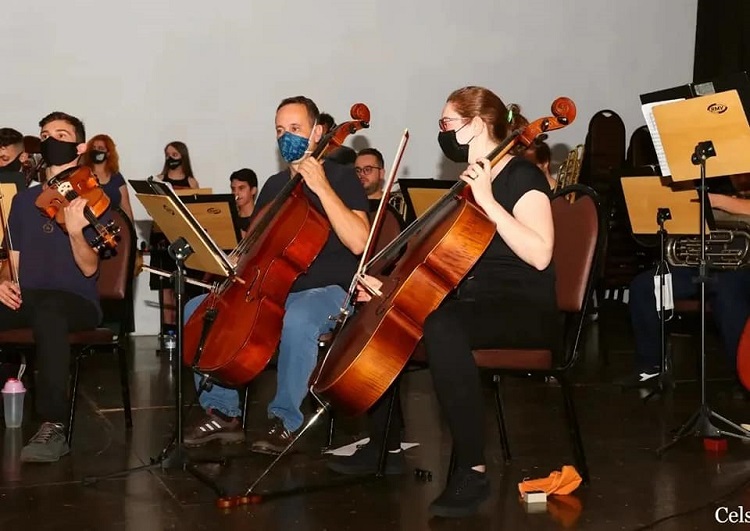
[185,285,347,431]
[629,267,750,370]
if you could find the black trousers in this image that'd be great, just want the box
[368,289,561,468]
[0,289,99,423]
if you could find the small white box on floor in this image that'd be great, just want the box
[523,491,547,504]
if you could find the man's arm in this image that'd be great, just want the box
[708,194,750,216]
[297,158,369,255]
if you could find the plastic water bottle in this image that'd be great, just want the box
[2,378,26,428]
[164,330,177,361]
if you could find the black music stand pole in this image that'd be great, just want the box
[657,141,750,455]
[643,208,674,401]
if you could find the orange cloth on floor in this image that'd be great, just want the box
[518,465,582,496]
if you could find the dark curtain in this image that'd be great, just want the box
[693,0,750,82]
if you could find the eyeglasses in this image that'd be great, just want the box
[354,165,382,176]
[438,117,468,132]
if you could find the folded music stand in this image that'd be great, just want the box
[647,90,750,452]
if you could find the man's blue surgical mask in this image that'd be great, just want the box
[278,121,317,163]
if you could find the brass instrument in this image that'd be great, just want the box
[666,211,750,269]
[554,143,584,197]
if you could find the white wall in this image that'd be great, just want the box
[1,0,697,335]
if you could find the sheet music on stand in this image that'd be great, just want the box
[641,98,685,177]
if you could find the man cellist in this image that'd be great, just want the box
[182,96,370,453]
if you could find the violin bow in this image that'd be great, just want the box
[346,129,410,303]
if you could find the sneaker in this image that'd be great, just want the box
[428,467,490,518]
[183,409,245,447]
[251,417,297,455]
[326,441,405,476]
[20,422,70,463]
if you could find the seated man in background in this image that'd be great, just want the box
[624,191,750,393]
[229,168,258,237]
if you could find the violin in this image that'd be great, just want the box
[312,97,576,417]
[182,104,371,386]
[34,165,121,256]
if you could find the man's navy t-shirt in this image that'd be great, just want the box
[255,160,369,293]
[8,185,106,319]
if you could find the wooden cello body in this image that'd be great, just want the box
[312,97,576,417]
[182,104,371,386]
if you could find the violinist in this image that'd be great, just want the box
[0,111,110,463]
[0,128,28,191]
[182,96,369,451]
[229,168,258,236]
[326,86,562,518]
[523,140,556,189]
[81,134,133,219]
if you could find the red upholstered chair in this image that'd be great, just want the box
[0,208,136,446]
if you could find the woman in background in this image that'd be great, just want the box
[149,141,200,336]
[82,134,133,219]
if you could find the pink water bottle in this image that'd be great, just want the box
[2,378,26,428]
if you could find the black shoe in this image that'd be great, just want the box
[326,441,405,476]
[429,468,490,518]
[251,417,297,455]
[183,409,245,447]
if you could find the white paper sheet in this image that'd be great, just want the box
[641,98,685,177]
[323,437,420,456]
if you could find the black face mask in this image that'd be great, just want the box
[166,157,182,169]
[91,150,108,163]
[1,154,23,173]
[41,137,79,166]
[437,128,472,163]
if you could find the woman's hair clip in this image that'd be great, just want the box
[507,104,520,123]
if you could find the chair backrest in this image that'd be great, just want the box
[551,185,601,314]
[97,208,136,301]
[579,109,626,190]
[626,125,658,168]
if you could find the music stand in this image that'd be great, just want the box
[397,178,454,224]
[647,91,750,452]
[181,194,242,250]
[83,177,235,493]
[621,176,710,400]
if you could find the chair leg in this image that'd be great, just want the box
[559,375,590,484]
[67,356,82,447]
[375,382,400,477]
[117,345,133,430]
[493,375,512,464]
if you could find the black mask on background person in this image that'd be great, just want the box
[166,157,182,169]
[91,150,108,163]
[1,154,23,173]
[437,129,472,163]
[40,137,79,166]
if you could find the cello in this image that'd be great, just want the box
[182,104,371,386]
[312,97,576,417]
